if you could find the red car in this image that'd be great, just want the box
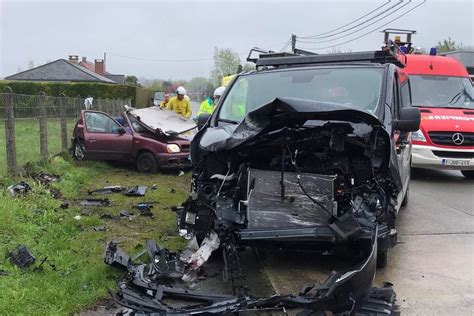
[71,107,195,172]
[405,54,474,178]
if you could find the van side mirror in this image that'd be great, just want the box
[396,107,420,132]
[196,113,211,130]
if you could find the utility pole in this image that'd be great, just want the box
[291,34,296,53]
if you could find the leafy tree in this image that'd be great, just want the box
[242,63,256,72]
[436,37,458,53]
[125,75,139,85]
[211,47,241,85]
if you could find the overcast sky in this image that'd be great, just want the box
[1,0,473,81]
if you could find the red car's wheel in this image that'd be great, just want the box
[137,152,158,173]
[73,140,85,161]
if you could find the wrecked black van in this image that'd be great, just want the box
[180,47,420,268]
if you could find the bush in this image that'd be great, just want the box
[0,81,151,106]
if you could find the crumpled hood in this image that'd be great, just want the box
[199,97,382,152]
[130,107,196,138]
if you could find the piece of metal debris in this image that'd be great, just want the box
[88,186,124,195]
[125,186,147,197]
[9,245,35,269]
[7,182,31,197]
[151,184,157,190]
[119,210,134,220]
[178,170,185,176]
[60,201,69,209]
[33,173,59,186]
[79,198,110,207]
[94,226,106,232]
[135,203,153,217]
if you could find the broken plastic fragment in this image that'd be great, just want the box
[125,186,147,196]
[74,215,82,220]
[188,231,220,270]
[9,245,35,269]
[7,182,31,197]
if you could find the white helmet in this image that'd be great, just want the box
[213,86,225,97]
[176,86,186,95]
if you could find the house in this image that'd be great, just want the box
[77,56,125,84]
[4,55,125,84]
[443,50,474,80]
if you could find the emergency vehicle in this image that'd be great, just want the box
[384,29,474,178]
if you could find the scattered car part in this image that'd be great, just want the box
[9,245,35,269]
[135,203,153,217]
[125,186,148,197]
[32,173,60,186]
[78,198,111,207]
[106,227,398,314]
[94,226,107,232]
[88,186,124,195]
[7,182,31,197]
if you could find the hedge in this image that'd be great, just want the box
[0,81,153,107]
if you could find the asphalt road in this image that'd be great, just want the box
[260,169,474,315]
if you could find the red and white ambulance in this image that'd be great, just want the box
[404,53,474,178]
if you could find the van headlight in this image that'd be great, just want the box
[411,129,426,142]
[166,144,181,153]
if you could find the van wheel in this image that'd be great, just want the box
[137,152,158,173]
[73,140,85,161]
[377,250,388,268]
[461,170,474,179]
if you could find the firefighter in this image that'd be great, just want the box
[159,93,170,109]
[167,86,192,118]
[197,86,225,116]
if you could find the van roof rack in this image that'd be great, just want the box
[250,40,406,69]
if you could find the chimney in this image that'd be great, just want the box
[68,55,79,63]
[94,59,105,75]
[82,56,87,63]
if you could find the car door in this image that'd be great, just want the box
[392,73,410,201]
[82,111,133,160]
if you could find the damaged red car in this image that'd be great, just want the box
[71,107,195,172]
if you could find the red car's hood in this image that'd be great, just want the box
[419,107,474,133]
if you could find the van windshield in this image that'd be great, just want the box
[218,68,383,123]
[410,75,474,109]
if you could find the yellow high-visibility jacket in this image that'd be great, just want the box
[166,96,192,118]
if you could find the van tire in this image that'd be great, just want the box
[137,152,158,173]
[461,170,474,179]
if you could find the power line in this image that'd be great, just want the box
[298,0,394,39]
[107,53,212,63]
[297,0,412,44]
[296,0,426,50]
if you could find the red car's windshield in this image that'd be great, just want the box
[410,75,474,109]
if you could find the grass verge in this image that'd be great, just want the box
[0,155,190,315]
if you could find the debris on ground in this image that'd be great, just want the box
[93,226,106,232]
[7,182,31,197]
[119,210,134,220]
[151,184,157,190]
[125,186,147,197]
[60,202,69,209]
[74,215,82,220]
[134,203,153,217]
[78,198,110,207]
[8,245,35,269]
[32,173,60,186]
[178,171,185,176]
[88,186,124,195]
[170,188,176,194]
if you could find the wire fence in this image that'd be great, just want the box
[0,87,131,176]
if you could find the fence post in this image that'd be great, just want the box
[3,87,18,175]
[59,93,68,150]
[38,91,48,160]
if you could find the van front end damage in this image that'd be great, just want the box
[179,98,401,260]
[106,226,398,315]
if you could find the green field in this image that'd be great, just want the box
[0,156,189,314]
[0,118,76,176]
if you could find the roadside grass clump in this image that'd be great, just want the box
[0,154,190,314]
